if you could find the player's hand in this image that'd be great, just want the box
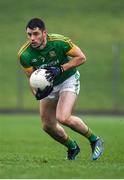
[35,86,53,100]
[45,66,64,82]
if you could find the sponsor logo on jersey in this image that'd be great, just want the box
[34,59,60,69]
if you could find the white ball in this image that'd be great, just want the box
[30,69,51,90]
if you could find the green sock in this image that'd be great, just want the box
[64,137,77,149]
[84,128,98,142]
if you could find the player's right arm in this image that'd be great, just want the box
[22,67,37,96]
[23,67,37,96]
[21,66,33,78]
[18,51,36,95]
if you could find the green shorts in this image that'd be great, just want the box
[46,71,80,100]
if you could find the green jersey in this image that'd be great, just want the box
[18,33,77,86]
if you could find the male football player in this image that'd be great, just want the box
[18,18,103,160]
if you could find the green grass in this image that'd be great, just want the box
[0,0,124,110]
[0,114,124,178]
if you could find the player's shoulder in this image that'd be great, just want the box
[18,40,31,60]
[47,33,73,49]
[47,33,70,42]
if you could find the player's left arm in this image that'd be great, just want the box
[62,45,86,71]
[45,45,86,81]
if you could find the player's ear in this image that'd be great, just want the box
[42,30,47,36]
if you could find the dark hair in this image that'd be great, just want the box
[26,18,46,30]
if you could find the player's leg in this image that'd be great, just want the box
[40,98,80,160]
[56,91,103,160]
[68,115,104,160]
[56,91,89,134]
[40,98,68,144]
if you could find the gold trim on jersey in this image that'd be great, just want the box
[48,35,74,48]
[66,45,77,56]
[18,40,30,59]
[22,66,33,77]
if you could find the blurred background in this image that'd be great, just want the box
[0,0,124,114]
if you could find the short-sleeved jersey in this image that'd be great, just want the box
[18,33,77,86]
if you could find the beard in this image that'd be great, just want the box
[31,42,42,48]
[31,38,45,49]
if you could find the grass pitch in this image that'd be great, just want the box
[0,114,124,178]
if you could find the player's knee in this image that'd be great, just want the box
[56,113,70,125]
